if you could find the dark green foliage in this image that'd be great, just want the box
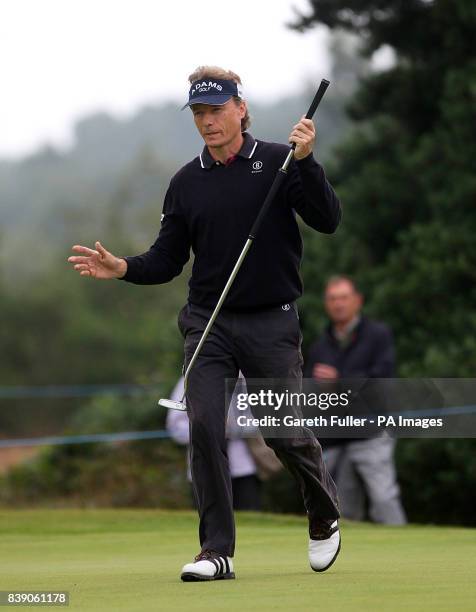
[293,0,476,373]
[295,0,476,525]
[396,439,476,525]
[0,438,190,509]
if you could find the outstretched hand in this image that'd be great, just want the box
[67,241,127,279]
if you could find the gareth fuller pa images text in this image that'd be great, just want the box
[234,389,444,431]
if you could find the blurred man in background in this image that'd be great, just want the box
[305,276,406,525]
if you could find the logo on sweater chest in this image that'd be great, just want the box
[252,160,263,174]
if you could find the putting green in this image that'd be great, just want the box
[0,510,474,611]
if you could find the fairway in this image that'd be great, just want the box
[0,510,475,611]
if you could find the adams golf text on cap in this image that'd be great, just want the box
[181,78,244,110]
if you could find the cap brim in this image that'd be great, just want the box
[180,94,234,111]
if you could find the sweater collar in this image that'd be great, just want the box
[199,132,257,169]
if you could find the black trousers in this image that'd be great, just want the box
[178,301,340,558]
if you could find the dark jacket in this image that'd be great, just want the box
[304,316,395,446]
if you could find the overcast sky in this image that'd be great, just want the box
[1,0,330,159]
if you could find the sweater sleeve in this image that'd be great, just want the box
[285,153,342,234]
[119,182,190,285]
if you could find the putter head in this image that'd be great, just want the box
[158,398,187,411]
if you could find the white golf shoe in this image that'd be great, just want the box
[308,519,341,572]
[181,550,235,582]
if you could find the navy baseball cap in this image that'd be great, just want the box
[181,78,244,110]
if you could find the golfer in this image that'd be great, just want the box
[68,66,342,581]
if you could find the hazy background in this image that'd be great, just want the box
[2,0,332,157]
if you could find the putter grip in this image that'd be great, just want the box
[291,79,330,151]
[305,79,330,120]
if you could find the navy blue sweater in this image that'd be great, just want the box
[304,316,395,446]
[120,132,341,310]
[304,317,396,380]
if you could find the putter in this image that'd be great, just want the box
[159,79,330,411]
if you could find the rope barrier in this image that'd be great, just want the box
[0,429,170,449]
[0,384,161,399]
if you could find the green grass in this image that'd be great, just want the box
[0,510,475,611]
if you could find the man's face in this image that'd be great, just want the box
[191,99,246,148]
[324,280,363,325]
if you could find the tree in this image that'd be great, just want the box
[292,0,476,376]
[291,0,476,525]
